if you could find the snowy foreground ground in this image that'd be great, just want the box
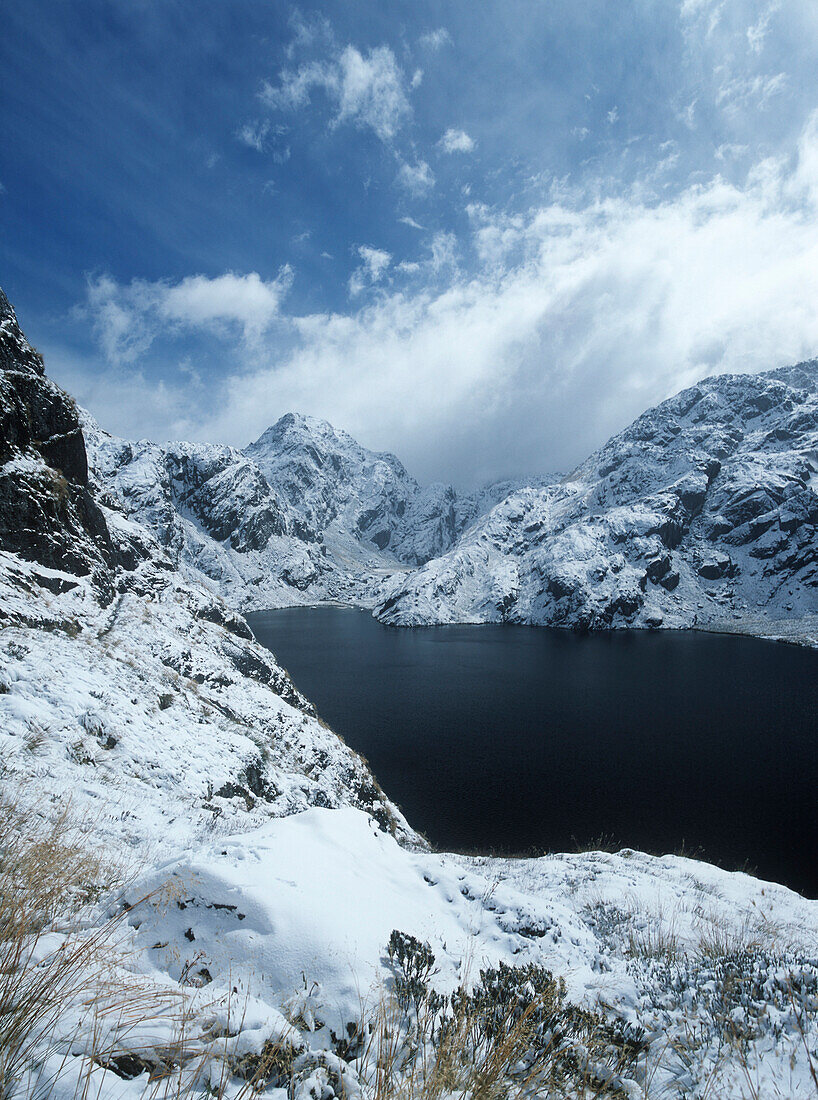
[9,802,818,1100]
[3,556,818,1099]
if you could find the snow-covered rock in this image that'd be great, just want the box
[0,288,412,853]
[246,413,462,566]
[84,414,489,612]
[84,408,564,614]
[376,363,818,635]
[119,805,818,1098]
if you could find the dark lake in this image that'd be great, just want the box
[247,607,818,898]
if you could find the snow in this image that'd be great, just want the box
[377,363,818,639]
[83,411,560,615]
[0,544,414,859]
[4,284,818,1097]
[108,807,818,1096]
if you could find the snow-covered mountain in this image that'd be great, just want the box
[85,355,818,644]
[376,363,818,636]
[85,409,551,611]
[245,412,465,566]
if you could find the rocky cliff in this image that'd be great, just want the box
[0,288,411,848]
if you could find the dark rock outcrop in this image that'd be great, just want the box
[0,289,126,587]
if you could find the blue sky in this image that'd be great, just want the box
[2,1,818,485]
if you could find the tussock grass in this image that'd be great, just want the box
[0,783,120,1099]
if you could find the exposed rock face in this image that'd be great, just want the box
[0,290,140,589]
[376,364,818,631]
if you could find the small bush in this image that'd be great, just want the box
[362,930,648,1099]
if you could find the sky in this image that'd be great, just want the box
[2,0,818,488]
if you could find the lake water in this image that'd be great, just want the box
[247,607,818,898]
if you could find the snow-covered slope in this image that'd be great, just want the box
[83,419,374,612]
[376,364,818,634]
[0,287,411,852]
[246,413,467,566]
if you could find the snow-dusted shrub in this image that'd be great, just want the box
[361,932,647,1099]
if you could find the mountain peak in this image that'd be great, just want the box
[0,288,45,377]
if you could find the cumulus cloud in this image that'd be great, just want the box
[85,270,292,365]
[396,159,434,195]
[205,111,818,484]
[439,128,475,154]
[261,44,411,142]
[348,245,391,296]
[77,111,818,486]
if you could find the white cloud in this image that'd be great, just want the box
[236,121,270,151]
[204,110,818,483]
[335,46,410,140]
[607,106,619,124]
[76,111,818,486]
[410,68,423,89]
[428,231,458,271]
[419,28,452,51]
[396,159,435,195]
[348,245,392,296]
[680,0,725,38]
[747,4,780,54]
[715,142,749,161]
[285,9,335,58]
[399,215,425,230]
[261,45,411,142]
[261,60,330,111]
[85,270,292,365]
[439,128,475,154]
[716,71,787,114]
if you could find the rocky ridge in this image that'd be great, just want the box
[376,362,818,633]
[0,288,411,850]
[85,410,551,611]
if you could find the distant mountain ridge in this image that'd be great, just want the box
[85,408,557,610]
[75,323,818,640]
[376,361,818,635]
